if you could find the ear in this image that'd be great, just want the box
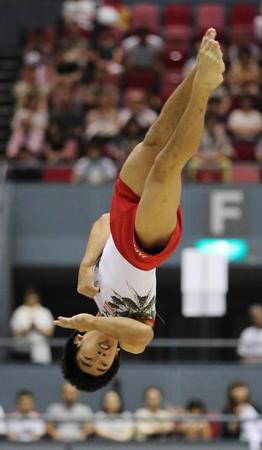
[73,334,84,347]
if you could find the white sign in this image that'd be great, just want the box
[210,190,244,236]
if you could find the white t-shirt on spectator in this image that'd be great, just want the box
[119,108,157,129]
[239,404,262,448]
[228,110,262,135]
[0,406,6,436]
[7,411,45,442]
[10,304,54,364]
[46,403,93,442]
[63,0,96,30]
[237,326,262,361]
[95,411,134,440]
[73,157,117,185]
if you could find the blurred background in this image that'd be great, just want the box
[0,0,262,448]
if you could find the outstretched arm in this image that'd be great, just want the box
[78,213,110,298]
[55,314,154,354]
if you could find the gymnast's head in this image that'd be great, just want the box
[62,330,120,392]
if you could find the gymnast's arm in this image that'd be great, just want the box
[78,213,110,298]
[54,314,154,354]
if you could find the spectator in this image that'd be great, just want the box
[228,33,261,65]
[227,47,261,96]
[46,382,93,442]
[95,390,134,442]
[85,88,120,140]
[6,95,48,160]
[71,138,118,184]
[237,304,262,363]
[228,95,262,144]
[62,0,96,32]
[49,84,84,139]
[7,390,45,442]
[14,65,48,109]
[187,114,234,182]
[10,287,54,364]
[123,28,163,68]
[181,399,212,441]
[44,121,79,164]
[221,380,259,439]
[135,387,174,441]
[119,89,157,133]
[0,405,6,438]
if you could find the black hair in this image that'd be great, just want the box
[186,399,207,413]
[16,390,34,401]
[61,332,120,392]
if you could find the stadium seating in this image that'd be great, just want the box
[196,4,226,39]
[231,4,258,42]
[163,4,192,27]
[130,3,160,33]
[232,163,260,182]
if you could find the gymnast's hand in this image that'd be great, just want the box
[77,263,100,298]
[54,313,95,332]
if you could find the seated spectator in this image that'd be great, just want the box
[228,95,262,143]
[228,33,261,65]
[10,287,54,364]
[14,64,48,109]
[119,89,157,133]
[222,380,260,440]
[72,138,118,184]
[62,0,96,32]
[181,400,212,441]
[237,304,262,363]
[207,93,232,123]
[135,387,174,441]
[95,390,134,442]
[123,27,163,64]
[7,390,45,442]
[50,84,84,138]
[44,121,79,164]
[227,47,261,96]
[119,117,145,156]
[0,405,6,438]
[94,26,123,75]
[46,382,93,442]
[85,88,120,140]
[6,95,48,160]
[187,114,234,183]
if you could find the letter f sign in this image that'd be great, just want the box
[210,190,244,236]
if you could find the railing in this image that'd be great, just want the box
[0,337,239,349]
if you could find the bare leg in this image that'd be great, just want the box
[135,39,225,249]
[120,28,217,197]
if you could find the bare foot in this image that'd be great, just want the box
[196,28,217,65]
[194,38,225,92]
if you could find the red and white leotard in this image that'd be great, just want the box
[93,177,182,323]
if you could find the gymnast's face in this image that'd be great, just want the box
[74,331,119,377]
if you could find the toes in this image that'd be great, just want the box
[205,28,217,39]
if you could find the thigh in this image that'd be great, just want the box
[120,142,161,197]
[135,162,182,249]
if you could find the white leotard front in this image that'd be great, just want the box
[94,236,156,321]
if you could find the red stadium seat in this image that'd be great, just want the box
[231,4,258,26]
[160,69,182,103]
[234,142,256,161]
[163,25,192,49]
[124,68,156,89]
[232,163,260,183]
[196,4,226,39]
[43,167,72,183]
[163,4,192,27]
[230,4,258,42]
[162,42,188,69]
[131,4,160,34]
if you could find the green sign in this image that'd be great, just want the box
[195,239,249,262]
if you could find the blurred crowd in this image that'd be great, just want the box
[5,0,262,184]
[0,381,261,444]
